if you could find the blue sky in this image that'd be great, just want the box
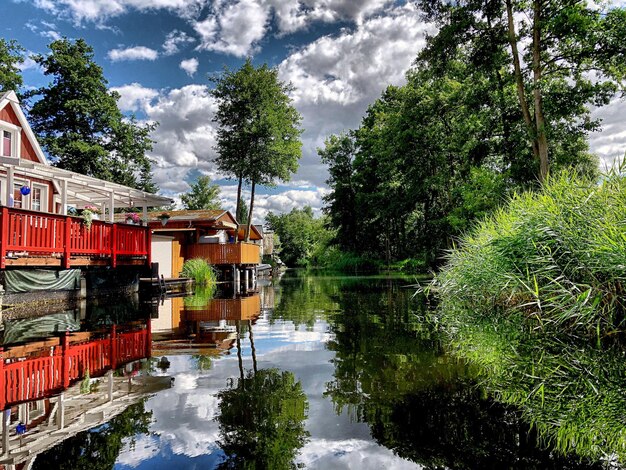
[3,0,626,221]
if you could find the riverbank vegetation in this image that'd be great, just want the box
[181,258,217,286]
[436,171,626,337]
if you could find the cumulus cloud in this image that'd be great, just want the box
[179,58,199,77]
[108,46,159,62]
[589,97,626,170]
[111,83,159,113]
[193,0,269,57]
[33,0,205,25]
[162,30,195,55]
[278,3,432,186]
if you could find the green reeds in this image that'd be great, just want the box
[436,170,626,337]
[181,258,218,286]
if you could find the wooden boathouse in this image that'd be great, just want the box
[146,209,262,291]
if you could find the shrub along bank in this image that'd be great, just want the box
[436,171,626,338]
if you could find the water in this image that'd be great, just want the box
[4,271,624,469]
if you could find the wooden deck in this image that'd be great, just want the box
[187,242,260,265]
[0,207,151,269]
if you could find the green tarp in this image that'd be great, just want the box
[4,269,80,293]
[3,311,81,345]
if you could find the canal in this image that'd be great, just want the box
[2,270,624,468]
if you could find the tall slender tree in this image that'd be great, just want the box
[211,59,302,241]
[27,38,157,191]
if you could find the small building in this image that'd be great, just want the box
[0,90,172,278]
[146,210,262,287]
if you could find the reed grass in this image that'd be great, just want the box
[181,258,218,286]
[436,170,626,337]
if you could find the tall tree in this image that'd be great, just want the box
[236,196,248,225]
[27,38,157,192]
[417,0,626,181]
[211,58,303,241]
[0,39,24,93]
[180,175,221,210]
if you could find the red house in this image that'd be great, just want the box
[0,90,171,270]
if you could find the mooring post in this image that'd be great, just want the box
[2,409,9,456]
[107,370,114,403]
[56,393,65,430]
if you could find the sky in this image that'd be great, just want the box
[2,0,626,223]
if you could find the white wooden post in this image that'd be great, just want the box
[6,166,14,208]
[3,409,10,455]
[142,205,148,223]
[107,370,114,402]
[61,179,68,215]
[109,191,115,223]
[56,393,65,430]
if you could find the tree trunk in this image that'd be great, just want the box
[248,320,258,374]
[505,0,542,173]
[532,0,549,181]
[245,181,256,242]
[236,321,244,382]
[235,174,243,243]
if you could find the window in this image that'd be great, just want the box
[2,131,11,157]
[31,186,42,211]
[12,183,22,209]
[30,184,48,212]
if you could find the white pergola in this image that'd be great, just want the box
[2,159,173,223]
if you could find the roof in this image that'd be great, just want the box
[3,158,172,208]
[0,90,48,164]
[147,209,263,240]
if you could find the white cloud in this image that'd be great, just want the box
[179,58,199,77]
[589,97,626,170]
[194,0,269,57]
[108,46,159,62]
[162,30,195,56]
[277,3,432,186]
[33,0,205,25]
[111,83,159,113]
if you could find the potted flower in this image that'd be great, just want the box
[125,212,141,225]
[82,205,100,230]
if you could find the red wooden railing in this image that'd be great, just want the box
[0,207,151,268]
[0,325,151,410]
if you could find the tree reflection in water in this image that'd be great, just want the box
[324,279,607,469]
[216,368,309,470]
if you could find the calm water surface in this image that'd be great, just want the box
[17,271,624,469]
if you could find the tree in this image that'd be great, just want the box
[416,0,626,181]
[180,175,221,210]
[236,196,248,225]
[211,59,302,242]
[319,133,357,252]
[27,38,157,192]
[0,39,24,93]
[266,207,329,267]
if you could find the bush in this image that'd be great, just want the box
[436,171,626,337]
[316,247,382,272]
[181,258,217,285]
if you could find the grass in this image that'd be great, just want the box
[435,170,626,338]
[181,258,218,286]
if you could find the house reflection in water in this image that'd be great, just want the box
[151,290,272,357]
[0,309,163,468]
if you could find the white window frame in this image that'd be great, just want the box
[30,182,48,212]
[0,122,21,160]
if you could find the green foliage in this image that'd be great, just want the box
[265,206,330,267]
[315,247,382,273]
[181,258,217,286]
[0,38,24,93]
[180,175,221,210]
[217,368,309,469]
[26,38,157,192]
[211,59,303,238]
[183,284,217,307]
[436,171,626,337]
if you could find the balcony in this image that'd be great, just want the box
[0,207,151,269]
[186,242,260,265]
[184,295,262,322]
